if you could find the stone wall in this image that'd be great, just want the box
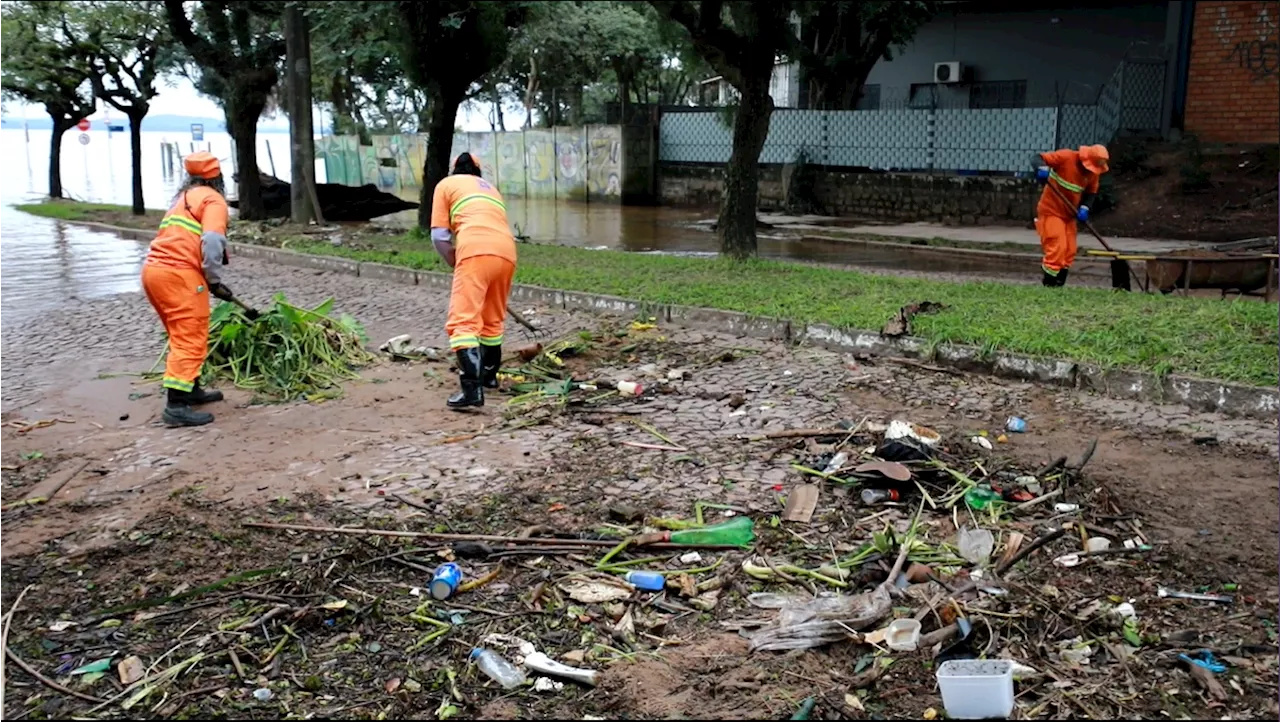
[659,164,1040,224]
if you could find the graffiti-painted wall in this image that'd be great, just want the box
[320,125,647,203]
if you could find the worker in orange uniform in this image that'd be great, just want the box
[430,153,518,409]
[141,152,248,427]
[1032,144,1109,287]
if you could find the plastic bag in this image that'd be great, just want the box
[957,527,995,566]
[742,584,892,652]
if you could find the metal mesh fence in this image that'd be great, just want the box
[658,49,1167,173]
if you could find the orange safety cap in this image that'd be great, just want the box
[1079,144,1109,174]
[184,151,222,179]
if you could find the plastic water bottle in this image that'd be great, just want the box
[861,488,900,505]
[667,516,754,547]
[470,648,526,689]
[964,486,1004,511]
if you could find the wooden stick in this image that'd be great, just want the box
[241,522,741,550]
[754,428,849,440]
[5,646,106,704]
[1034,456,1068,478]
[1,584,32,712]
[1,459,92,511]
[1011,489,1062,514]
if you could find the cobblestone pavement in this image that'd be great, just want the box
[2,256,1275,565]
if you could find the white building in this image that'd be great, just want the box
[697,59,802,109]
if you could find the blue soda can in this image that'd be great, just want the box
[430,563,463,600]
[1005,416,1028,433]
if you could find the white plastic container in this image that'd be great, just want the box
[885,619,921,651]
[937,659,1014,719]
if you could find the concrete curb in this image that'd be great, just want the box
[219,241,1276,421]
[22,216,1277,421]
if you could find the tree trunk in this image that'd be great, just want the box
[228,110,266,220]
[418,88,464,229]
[48,118,70,199]
[490,84,506,132]
[285,4,317,224]
[717,75,774,260]
[127,111,147,215]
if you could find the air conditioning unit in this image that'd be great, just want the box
[934,61,963,84]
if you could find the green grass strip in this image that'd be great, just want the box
[290,234,1278,387]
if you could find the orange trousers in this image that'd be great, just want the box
[142,265,210,392]
[446,255,515,350]
[1035,214,1078,276]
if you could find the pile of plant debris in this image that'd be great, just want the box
[151,295,377,401]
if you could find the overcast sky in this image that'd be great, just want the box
[4,74,499,132]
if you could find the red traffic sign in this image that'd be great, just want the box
[77,118,90,131]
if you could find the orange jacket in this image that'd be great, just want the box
[430,175,517,265]
[145,185,230,283]
[1036,149,1100,220]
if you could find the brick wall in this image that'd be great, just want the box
[1184,0,1280,144]
[659,165,1040,225]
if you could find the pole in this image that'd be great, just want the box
[285,2,319,224]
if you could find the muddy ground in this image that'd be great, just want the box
[2,257,1277,720]
[1098,141,1278,243]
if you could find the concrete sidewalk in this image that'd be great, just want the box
[757,215,1206,254]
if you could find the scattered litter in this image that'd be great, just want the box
[782,484,820,523]
[560,577,635,603]
[886,618,922,652]
[532,677,563,692]
[679,552,703,564]
[623,571,665,592]
[117,655,145,685]
[470,648,526,689]
[1158,587,1234,605]
[253,688,274,702]
[884,420,941,447]
[937,659,1014,719]
[957,528,994,566]
[524,650,600,687]
[743,585,892,652]
[970,435,993,450]
[1005,416,1028,433]
[1054,503,1080,513]
[882,301,947,337]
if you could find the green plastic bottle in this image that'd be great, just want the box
[668,516,755,548]
[964,486,1004,511]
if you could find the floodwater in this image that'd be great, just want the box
[1,125,1043,331]
[0,126,289,330]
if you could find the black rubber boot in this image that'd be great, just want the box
[185,381,224,405]
[1041,270,1059,287]
[480,345,502,389]
[162,388,214,427]
[1056,268,1071,287]
[447,347,485,409]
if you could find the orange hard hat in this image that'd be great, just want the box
[184,151,222,179]
[1079,145,1109,174]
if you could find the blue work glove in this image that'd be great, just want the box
[1035,166,1050,184]
[1076,205,1090,223]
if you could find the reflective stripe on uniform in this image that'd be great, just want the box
[1048,171,1083,194]
[1042,265,1060,276]
[159,215,203,235]
[479,334,503,346]
[162,376,196,392]
[449,194,506,223]
[449,334,479,350]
